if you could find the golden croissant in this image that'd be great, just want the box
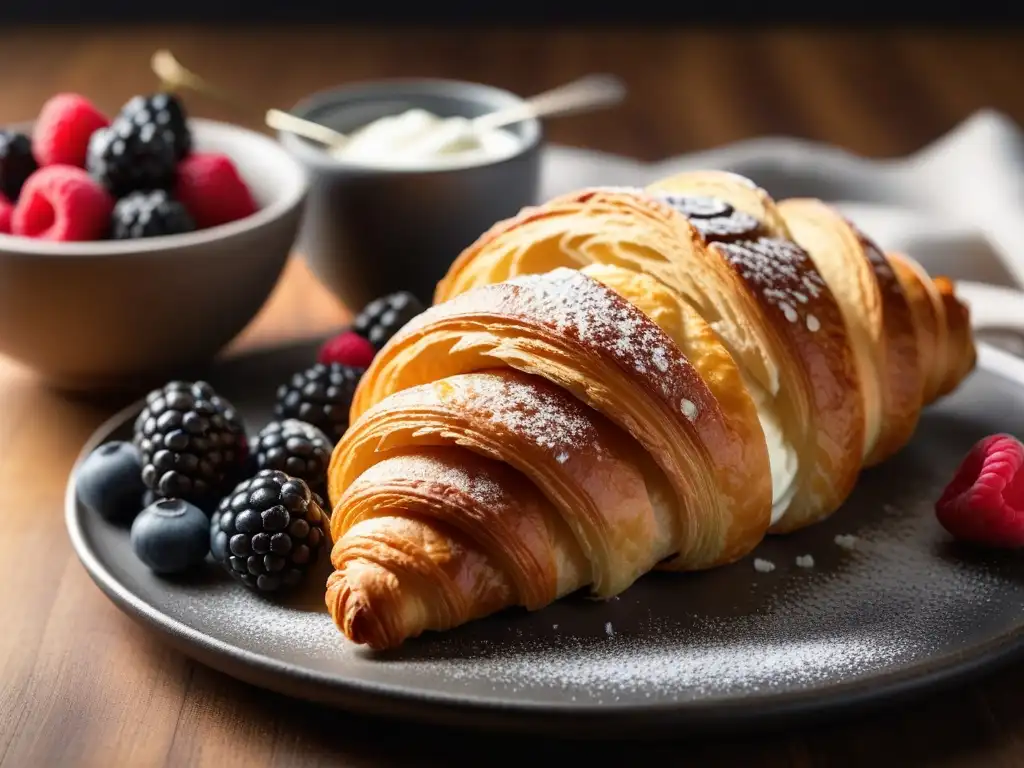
[322,170,977,650]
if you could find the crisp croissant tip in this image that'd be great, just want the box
[326,568,395,651]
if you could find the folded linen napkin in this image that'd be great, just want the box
[538,109,1024,291]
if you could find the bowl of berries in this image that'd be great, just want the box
[0,91,308,392]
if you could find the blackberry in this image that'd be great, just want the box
[119,92,192,161]
[133,380,248,511]
[353,291,425,350]
[210,469,328,593]
[87,117,176,198]
[251,419,333,498]
[274,363,363,443]
[0,131,37,200]
[112,190,195,240]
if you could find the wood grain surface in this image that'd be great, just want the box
[3,25,1024,768]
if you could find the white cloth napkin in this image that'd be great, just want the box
[539,109,1024,291]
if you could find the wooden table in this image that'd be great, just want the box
[3,25,1024,767]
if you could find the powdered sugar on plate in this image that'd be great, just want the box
[77,345,1024,716]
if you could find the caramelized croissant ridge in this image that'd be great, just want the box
[771,197,975,465]
[326,266,773,649]
[435,182,861,532]
[435,171,976,529]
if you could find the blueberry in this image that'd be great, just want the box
[130,498,210,575]
[75,441,147,524]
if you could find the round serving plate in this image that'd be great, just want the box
[66,285,1024,738]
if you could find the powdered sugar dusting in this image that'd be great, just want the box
[651,346,669,373]
[469,373,600,459]
[354,451,507,507]
[580,186,647,198]
[835,534,858,550]
[716,239,830,334]
[405,269,716,430]
[497,269,713,423]
[430,617,911,700]
[86,368,1024,712]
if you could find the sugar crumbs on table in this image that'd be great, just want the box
[753,558,775,573]
[834,534,858,550]
[605,621,615,637]
[795,554,815,568]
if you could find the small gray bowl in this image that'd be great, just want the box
[278,78,543,310]
[0,118,308,393]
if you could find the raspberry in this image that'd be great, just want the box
[0,194,12,234]
[317,330,376,369]
[32,93,110,168]
[12,165,114,241]
[935,433,1024,548]
[174,152,257,230]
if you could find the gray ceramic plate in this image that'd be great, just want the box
[66,326,1024,737]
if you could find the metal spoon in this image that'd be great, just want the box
[264,73,627,151]
[152,49,353,146]
[152,49,626,152]
[151,49,254,115]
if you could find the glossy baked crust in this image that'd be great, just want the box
[323,171,977,650]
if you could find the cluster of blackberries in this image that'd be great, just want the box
[74,290,430,597]
[75,380,334,595]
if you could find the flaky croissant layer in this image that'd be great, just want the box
[323,171,977,650]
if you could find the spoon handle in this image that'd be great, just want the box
[151,50,253,116]
[265,108,349,147]
[471,73,627,133]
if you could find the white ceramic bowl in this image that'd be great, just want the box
[0,117,308,392]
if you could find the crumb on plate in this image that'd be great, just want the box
[834,534,858,550]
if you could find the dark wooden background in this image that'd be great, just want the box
[3,24,1024,768]
[2,4,1020,24]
